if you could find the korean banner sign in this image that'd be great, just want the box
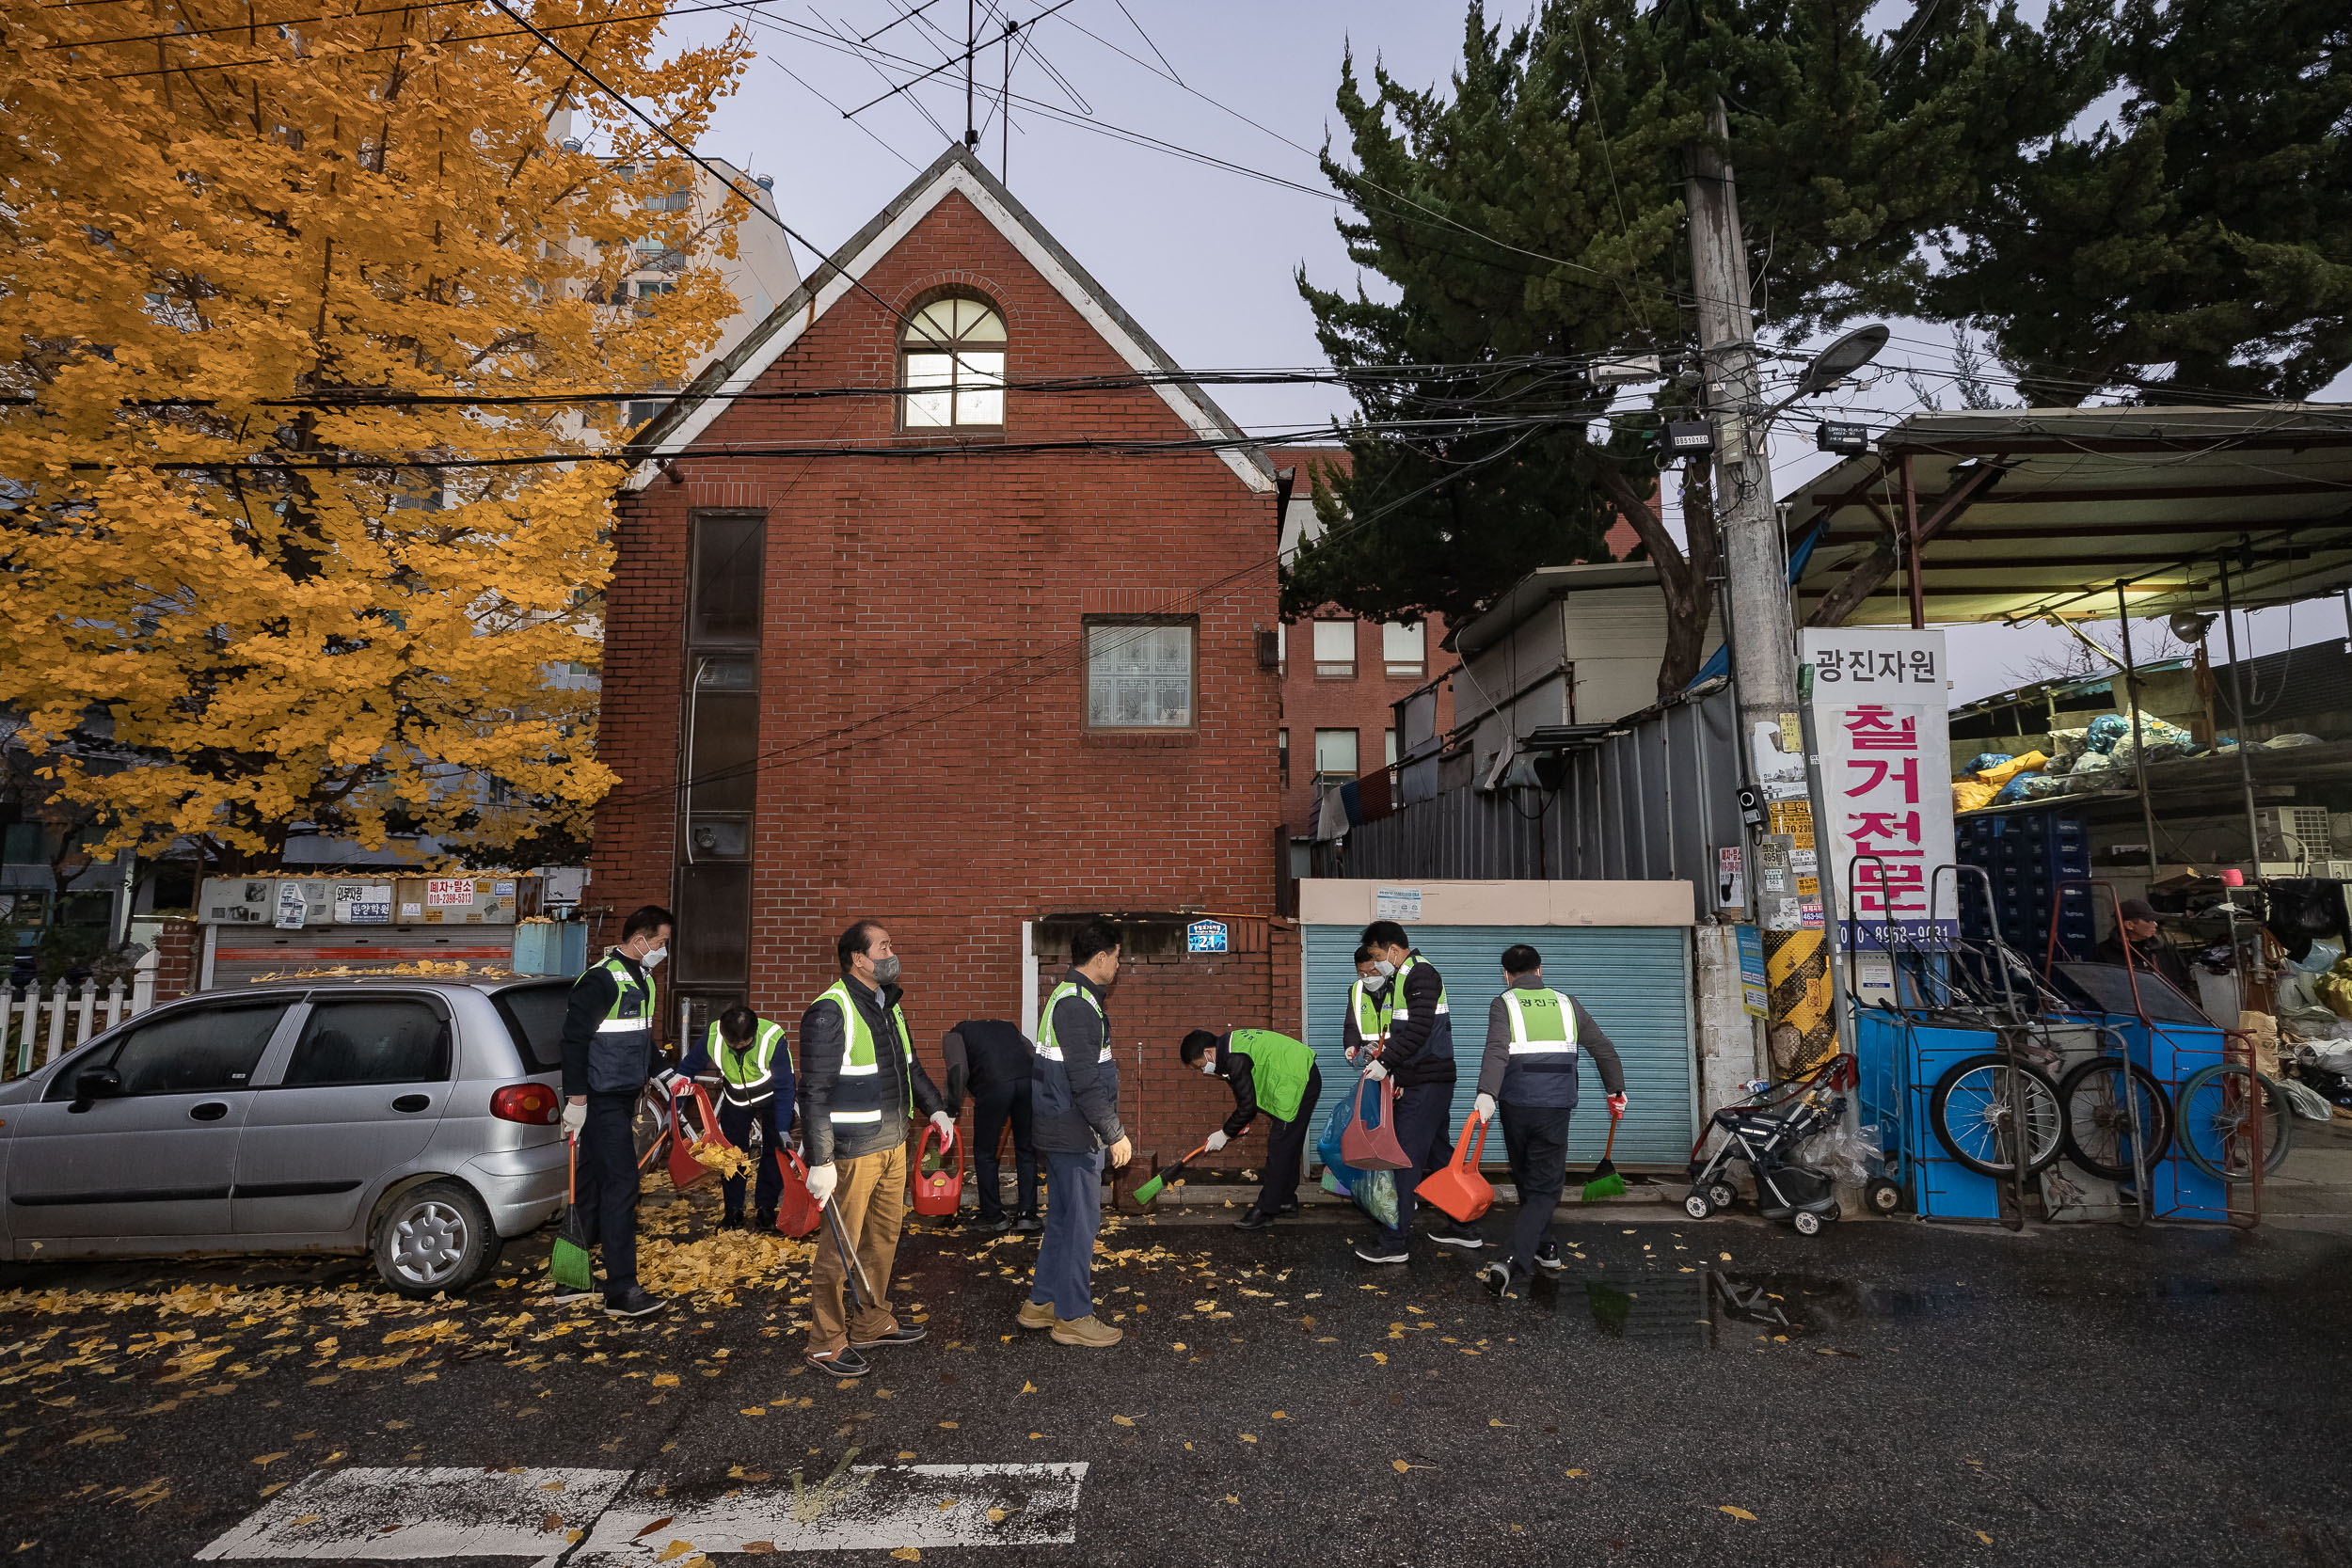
[1799,627,1956,952]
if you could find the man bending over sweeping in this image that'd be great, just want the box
[1473,944,1627,1297]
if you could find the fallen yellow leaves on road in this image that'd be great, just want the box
[1111,1416,1136,1427]
[1720,1505,1756,1521]
[889,1549,920,1561]
[251,1453,289,1467]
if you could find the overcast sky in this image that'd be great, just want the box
[673,0,2349,706]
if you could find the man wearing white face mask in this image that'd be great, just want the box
[558,904,677,1319]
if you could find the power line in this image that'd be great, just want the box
[600,421,1546,811]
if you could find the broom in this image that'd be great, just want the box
[549,1135,595,1291]
[1579,1102,1628,1203]
[1132,1141,1211,1208]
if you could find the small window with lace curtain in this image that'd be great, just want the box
[900,296,1006,428]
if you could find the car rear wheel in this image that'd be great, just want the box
[374,1180,500,1298]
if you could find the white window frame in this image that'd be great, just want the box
[1311,619,1356,679]
[1382,620,1426,679]
[1084,617,1197,731]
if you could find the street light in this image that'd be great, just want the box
[1762,324,1891,420]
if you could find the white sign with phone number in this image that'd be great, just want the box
[425,879,475,908]
[1801,626,1957,951]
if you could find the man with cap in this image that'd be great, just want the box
[1179,1027,1324,1230]
[679,1004,795,1232]
[2094,897,2200,1001]
[1470,943,1626,1297]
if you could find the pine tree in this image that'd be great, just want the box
[1293,0,2078,694]
[1918,0,2351,402]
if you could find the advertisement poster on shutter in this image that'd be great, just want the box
[1800,627,1956,951]
[425,878,475,909]
[274,882,308,930]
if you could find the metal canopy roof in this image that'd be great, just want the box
[1784,404,2352,626]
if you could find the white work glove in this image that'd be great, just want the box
[655,1068,685,1097]
[1607,1093,1629,1117]
[1474,1093,1496,1125]
[930,1109,957,1148]
[561,1098,586,1138]
[1363,1059,1389,1082]
[1204,1130,1230,1153]
[805,1163,838,1206]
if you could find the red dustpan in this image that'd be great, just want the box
[1413,1113,1493,1223]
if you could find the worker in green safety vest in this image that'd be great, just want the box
[679,1004,795,1232]
[1178,1027,1324,1231]
[1342,945,1392,1063]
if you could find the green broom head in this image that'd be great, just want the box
[549,1233,593,1290]
[1581,1160,1627,1203]
[1133,1169,1170,1207]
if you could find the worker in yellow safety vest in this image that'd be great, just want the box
[680,1004,795,1232]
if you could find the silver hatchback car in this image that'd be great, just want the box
[0,977,573,1297]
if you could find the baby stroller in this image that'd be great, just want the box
[1685,1072,1848,1235]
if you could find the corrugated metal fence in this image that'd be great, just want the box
[1334,683,1743,921]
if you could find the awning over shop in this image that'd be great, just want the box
[1786,405,2352,627]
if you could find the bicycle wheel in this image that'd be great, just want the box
[2057,1058,2174,1180]
[1929,1054,2063,1177]
[2174,1065,2293,1182]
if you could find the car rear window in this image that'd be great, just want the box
[491,982,571,1074]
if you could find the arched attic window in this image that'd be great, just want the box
[899,295,1007,429]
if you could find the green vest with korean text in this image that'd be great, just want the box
[810,980,914,1127]
[1499,985,1581,1109]
[583,953,658,1094]
[705,1017,788,1109]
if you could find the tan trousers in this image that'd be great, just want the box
[808,1143,908,1354]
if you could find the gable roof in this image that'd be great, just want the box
[624,144,1277,494]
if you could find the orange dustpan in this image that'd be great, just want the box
[1414,1113,1494,1223]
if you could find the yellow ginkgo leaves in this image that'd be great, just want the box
[1719,1505,1757,1521]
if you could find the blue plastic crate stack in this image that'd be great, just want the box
[1955,810,2095,960]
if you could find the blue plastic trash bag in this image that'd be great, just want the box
[1993,772,2039,804]
[1317,1092,1361,1197]
[1964,751,2013,775]
[2086,714,2131,753]
[1355,1168,1399,1230]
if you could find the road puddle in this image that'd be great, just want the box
[1527,1271,1969,1349]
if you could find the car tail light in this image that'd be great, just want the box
[492,1084,561,1125]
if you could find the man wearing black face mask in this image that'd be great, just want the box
[798,920,954,1378]
[557,904,677,1319]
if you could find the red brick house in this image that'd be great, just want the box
[590,146,1294,1158]
[1273,448,1455,842]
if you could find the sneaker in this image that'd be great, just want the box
[1011,1216,1041,1235]
[604,1286,669,1320]
[805,1345,871,1377]
[1274,1200,1301,1217]
[973,1214,1014,1235]
[720,1211,746,1233]
[1480,1259,1526,1298]
[1232,1208,1275,1232]
[1533,1240,1566,1273]
[1016,1299,1057,1330]
[1429,1219,1486,1251]
[548,1280,599,1307]
[1354,1238,1408,1265]
[1050,1314,1123,1348]
[755,1207,777,1232]
[852,1323,928,1348]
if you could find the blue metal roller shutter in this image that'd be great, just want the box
[1302,924,1696,1168]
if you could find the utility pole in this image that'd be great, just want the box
[964,0,978,149]
[1685,98,1795,737]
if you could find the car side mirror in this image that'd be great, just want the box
[70,1067,123,1112]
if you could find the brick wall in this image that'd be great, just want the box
[592,183,1288,1157]
[151,917,199,1002]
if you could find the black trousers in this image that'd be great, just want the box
[1252,1063,1323,1215]
[1500,1101,1573,1268]
[1378,1079,1457,1248]
[716,1096,783,1215]
[971,1077,1039,1221]
[576,1091,642,1303]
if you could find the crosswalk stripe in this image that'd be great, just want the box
[194,1461,1089,1561]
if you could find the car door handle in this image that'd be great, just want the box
[190,1101,230,1122]
[391,1094,431,1114]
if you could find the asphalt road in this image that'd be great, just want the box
[4,1184,2348,1568]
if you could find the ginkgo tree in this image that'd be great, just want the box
[0,0,755,871]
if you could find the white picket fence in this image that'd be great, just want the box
[4,949,160,1079]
